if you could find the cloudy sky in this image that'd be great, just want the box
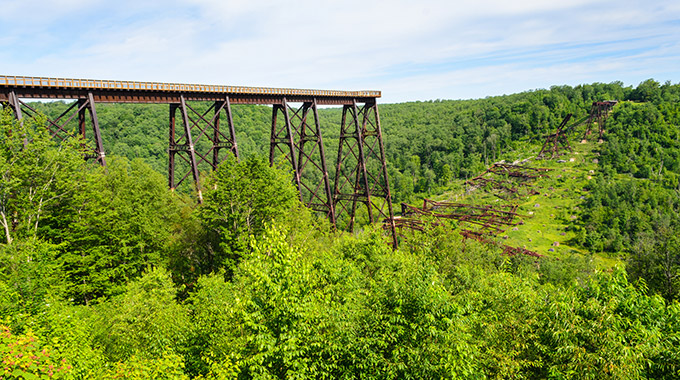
[0,0,678,103]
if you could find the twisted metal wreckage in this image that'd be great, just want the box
[387,193,543,257]
[465,163,552,200]
[386,100,618,253]
[537,100,617,159]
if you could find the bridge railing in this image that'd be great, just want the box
[0,75,380,98]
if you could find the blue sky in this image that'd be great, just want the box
[0,0,678,103]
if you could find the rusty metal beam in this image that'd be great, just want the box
[0,75,379,106]
[3,91,372,105]
[7,92,106,164]
[334,100,396,245]
[399,199,521,233]
[290,99,336,225]
[582,101,617,140]
[7,90,23,120]
[213,96,239,167]
[86,92,106,166]
[168,97,203,202]
[0,75,380,101]
[538,113,573,159]
[270,98,303,199]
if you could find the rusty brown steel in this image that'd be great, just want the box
[6,92,106,164]
[86,93,106,165]
[212,96,239,167]
[287,100,336,224]
[7,90,23,121]
[333,100,396,245]
[270,98,303,200]
[167,96,240,200]
[400,199,522,233]
[465,163,550,200]
[538,113,573,159]
[168,99,203,202]
[0,75,380,105]
[582,101,617,140]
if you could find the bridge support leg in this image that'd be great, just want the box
[270,97,303,198]
[169,104,177,190]
[168,95,240,201]
[269,99,336,226]
[5,91,106,164]
[85,93,106,166]
[213,96,239,168]
[333,99,396,245]
[582,102,614,141]
[582,103,597,140]
[168,95,202,202]
[7,91,23,121]
[297,99,336,226]
[4,91,26,147]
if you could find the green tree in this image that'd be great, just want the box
[189,226,333,378]
[53,157,181,304]
[0,240,63,317]
[0,109,84,245]
[175,155,310,280]
[627,218,680,301]
[91,267,190,363]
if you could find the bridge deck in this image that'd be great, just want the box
[0,75,380,105]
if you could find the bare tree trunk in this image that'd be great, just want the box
[0,211,12,244]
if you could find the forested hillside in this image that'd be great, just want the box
[2,79,680,378]
[29,81,630,203]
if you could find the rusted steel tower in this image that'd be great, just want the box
[1,89,106,165]
[582,101,617,140]
[537,113,573,159]
[333,99,396,246]
[0,75,395,240]
[269,98,335,223]
[168,95,239,202]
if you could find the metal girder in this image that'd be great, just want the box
[7,90,23,121]
[399,199,521,233]
[386,201,541,258]
[86,93,107,165]
[168,97,202,201]
[333,99,396,246]
[4,90,106,165]
[0,75,381,102]
[213,96,239,167]
[1,88,377,106]
[538,113,573,159]
[269,99,337,225]
[169,102,200,196]
[465,163,550,200]
[168,95,240,201]
[270,98,303,197]
[582,101,617,140]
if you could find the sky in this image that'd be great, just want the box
[0,0,678,103]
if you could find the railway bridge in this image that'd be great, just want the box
[0,75,396,243]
